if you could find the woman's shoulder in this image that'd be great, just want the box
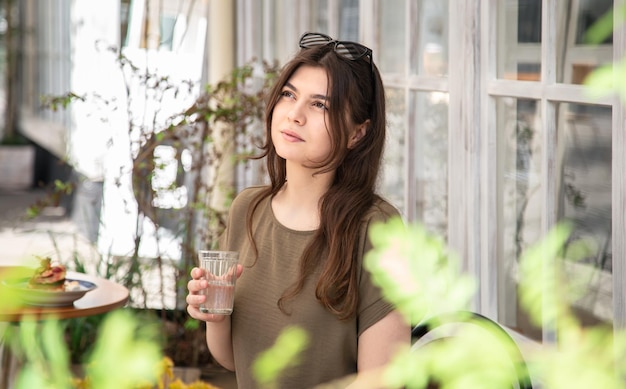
[367,196,401,221]
[357,197,402,233]
[231,185,267,207]
[225,186,269,225]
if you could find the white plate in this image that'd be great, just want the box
[3,278,98,307]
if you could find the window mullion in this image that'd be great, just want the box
[480,0,499,319]
[612,0,626,331]
[448,0,482,310]
[540,0,558,344]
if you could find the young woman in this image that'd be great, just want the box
[186,32,410,388]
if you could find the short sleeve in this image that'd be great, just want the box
[356,199,402,335]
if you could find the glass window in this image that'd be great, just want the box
[558,0,613,84]
[518,0,542,43]
[496,98,543,339]
[123,0,207,54]
[558,103,612,326]
[339,0,359,40]
[411,0,449,77]
[309,0,329,33]
[575,0,612,45]
[121,0,132,47]
[160,15,177,51]
[233,0,624,343]
[497,0,542,81]
[496,99,613,340]
[410,91,448,237]
[378,0,405,75]
[381,87,406,215]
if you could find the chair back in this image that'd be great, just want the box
[411,311,533,389]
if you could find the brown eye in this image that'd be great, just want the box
[312,101,328,111]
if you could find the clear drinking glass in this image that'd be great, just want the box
[198,250,239,315]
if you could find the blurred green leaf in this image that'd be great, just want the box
[532,326,624,389]
[84,309,163,389]
[252,326,309,388]
[583,7,615,44]
[364,217,476,325]
[363,218,626,389]
[584,63,616,99]
[517,224,572,328]
[14,318,72,389]
[0,266,32,311]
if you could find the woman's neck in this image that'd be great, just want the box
[271,164,334,231]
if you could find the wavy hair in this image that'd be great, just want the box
[246,41,386,320]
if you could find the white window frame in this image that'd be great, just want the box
[477,0,625,339]
[234,0,626,338]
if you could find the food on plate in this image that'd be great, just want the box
[65,280,81,291]
[29,257,67,290]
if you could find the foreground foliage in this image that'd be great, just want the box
[364,219,626,389]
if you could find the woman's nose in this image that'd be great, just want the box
[287,103,306,125]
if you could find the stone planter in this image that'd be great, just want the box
[0,144,35,191]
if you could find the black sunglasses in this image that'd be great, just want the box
[299,32,375,94]
[299,32,373,64]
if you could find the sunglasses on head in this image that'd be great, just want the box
[299,32,373,63]
[299,32,375,94]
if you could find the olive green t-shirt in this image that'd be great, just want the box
[219,186,399,389]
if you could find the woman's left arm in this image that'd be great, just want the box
[357,310,411,371]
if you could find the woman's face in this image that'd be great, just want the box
[271,65,334,167]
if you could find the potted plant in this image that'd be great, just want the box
[19,0,276,378]
[38,48,279,378]
[0,0,35,191]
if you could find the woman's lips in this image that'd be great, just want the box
[281,130,304,142]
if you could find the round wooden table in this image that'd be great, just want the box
[0,268,130,389]
[0,270,129,322]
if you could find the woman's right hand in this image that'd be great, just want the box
[186,265,243,323]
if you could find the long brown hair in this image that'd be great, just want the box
[247,41,387,320]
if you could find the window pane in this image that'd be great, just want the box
[310,0,329,33]
[496,98,543,340]
[121,0,131,47]
[411,91,448,237]
[339,0,359,40]
[378,0,405,75]
[497,0,542,81]
[575,0,612,45]
[558,103,612,326]
[123,0,207,54]
[497,99,613,340]
[411,0,449,77]
[518,0,542,43]
[558,0,613,84]
[381,87,406,214]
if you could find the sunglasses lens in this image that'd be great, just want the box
[300,33,333,48]
[335,42,371,62]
